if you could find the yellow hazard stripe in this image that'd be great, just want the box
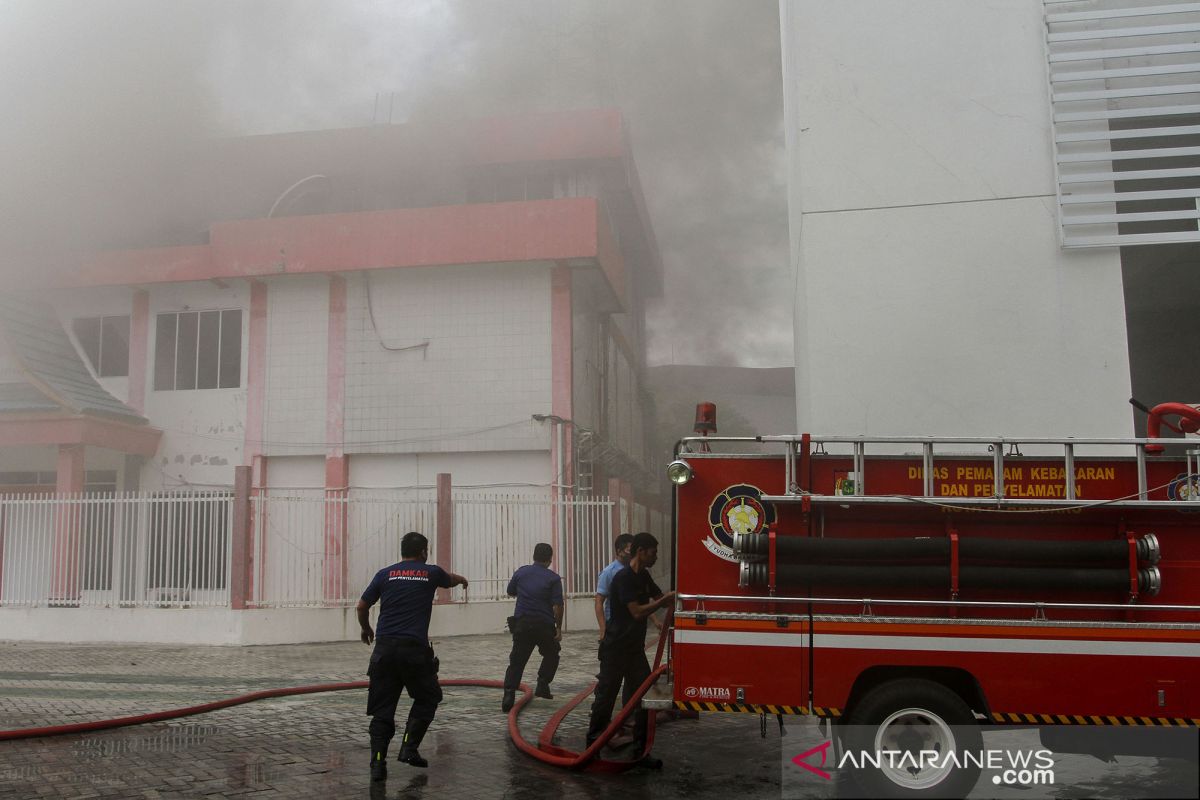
[991,711,1200,727]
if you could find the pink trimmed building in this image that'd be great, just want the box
[0,109,666,642]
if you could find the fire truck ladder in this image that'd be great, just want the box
[677,434,1200,509]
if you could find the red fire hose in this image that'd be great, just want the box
[0,615,675,774]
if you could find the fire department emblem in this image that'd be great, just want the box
[705,484,776,562]
[1168,472,1200,505]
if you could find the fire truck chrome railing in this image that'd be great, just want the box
[676,593,1200,615]
[678,435,1200,507]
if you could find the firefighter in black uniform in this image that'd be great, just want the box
[357,531,469,782]
[501,542,564,711]
[584,531,675,769]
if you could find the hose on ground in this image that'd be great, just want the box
[0,614,676,774]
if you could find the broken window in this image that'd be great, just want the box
[72,315,130,377]
[154,309,242,391]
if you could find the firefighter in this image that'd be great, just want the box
[357,531,469,782]
[500,543,564,711]
[584,531,675,769]
[594,532,635,641]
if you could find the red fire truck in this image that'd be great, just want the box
[653,403,1200,796]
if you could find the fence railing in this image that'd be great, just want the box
[1,487,627,611]
[250,489,436,608]
[452,492,613,601]
[0,492,232,608]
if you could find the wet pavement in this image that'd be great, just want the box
[0,632,780,799]
[1,632,1195,799]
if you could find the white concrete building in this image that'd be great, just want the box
[780,0,1200,438]
[0,109,668,643]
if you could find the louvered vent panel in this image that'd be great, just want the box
[1046,0,1200,246]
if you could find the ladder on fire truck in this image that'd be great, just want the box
[678,433,1200,509]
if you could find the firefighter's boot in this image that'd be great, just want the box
[535,680,553,699]
[367,720,393,781]
[634,753,664,770]
[501,689,516,712]
[396,718,431,768]
[369,747,388,782]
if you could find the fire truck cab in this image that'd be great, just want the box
[655,408,1200,796]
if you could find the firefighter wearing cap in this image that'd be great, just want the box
[357,531,469,782]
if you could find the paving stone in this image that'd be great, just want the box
[0,632,783,799]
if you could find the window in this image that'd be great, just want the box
[73,316,130,377]
[154,310,242,391]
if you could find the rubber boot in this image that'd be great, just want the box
[534,680,553,700]
[396,718,431,768]
[633,736,663,769]
[369,746,388,782]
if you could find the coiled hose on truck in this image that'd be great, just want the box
[0,615,674,774]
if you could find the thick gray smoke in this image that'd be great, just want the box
[0,0,789,367]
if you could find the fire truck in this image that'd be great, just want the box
[650,402,1200,797]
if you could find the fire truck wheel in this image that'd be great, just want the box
[842,678,983,799]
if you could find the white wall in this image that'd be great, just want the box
[143,282,248,489]
[344,266,553,455]
[0,597,599,645]
[266,455,326,489]
[781,0,1133,438]
[349,450,550,490]
[264,276,328,457]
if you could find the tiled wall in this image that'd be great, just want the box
[343,264,552,455]
[263,276,328,456]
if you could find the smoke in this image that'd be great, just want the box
[0,1,220,261]
[0,0,790,367]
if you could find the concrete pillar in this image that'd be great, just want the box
[323,455,349,604]
[128,290,149,414]
[608,476,624,546]
[230,466,252,610]
[50,444,86,604]
[436,473,453,603]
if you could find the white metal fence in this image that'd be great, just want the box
[452,492,613,601]
[0,492,232,608]
[250,489,436,607]
[1,490,621,610]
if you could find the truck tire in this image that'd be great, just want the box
[841,678,983,798]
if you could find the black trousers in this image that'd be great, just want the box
[503,616,560,692]
[585,635,650,748]
[366,637,442,747]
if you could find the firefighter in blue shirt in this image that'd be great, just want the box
[357,531,468,782]
[594,532,635,640]
[501,543,564,712]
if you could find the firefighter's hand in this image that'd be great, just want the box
[555,626,563,643]
[597,624,606,642]
[360,627,374,645]
[658,591,677,607]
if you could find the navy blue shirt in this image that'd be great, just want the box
[606,566,662,644]
[507,563,564,625]
[361,561,452,643]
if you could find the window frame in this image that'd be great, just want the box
[72,314,131,378]
[153,308,243,392]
